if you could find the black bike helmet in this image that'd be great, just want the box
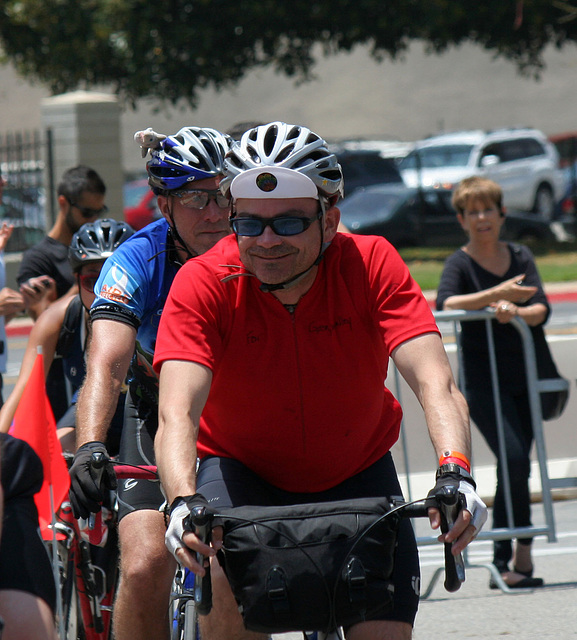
[69,218,134,273]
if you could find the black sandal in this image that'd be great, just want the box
[489,567,544,589]
[513,565,544,587]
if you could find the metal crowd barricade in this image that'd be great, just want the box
[392,308,569,596]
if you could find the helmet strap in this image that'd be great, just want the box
[166,200,198,263]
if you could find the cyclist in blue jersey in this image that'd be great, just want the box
[68,126,233,640]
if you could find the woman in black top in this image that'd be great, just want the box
[437,176,547,589]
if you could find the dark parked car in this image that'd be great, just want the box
[334,149,404,197]
[339,184,557,248]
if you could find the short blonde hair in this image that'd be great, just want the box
[452,176,503,215]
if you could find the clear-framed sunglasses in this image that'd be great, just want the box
[171,189,230,210]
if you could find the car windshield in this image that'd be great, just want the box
[400,145,474,170]
[339,189,405,226]
[123,180,149,207]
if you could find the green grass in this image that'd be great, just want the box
[400,243,577,291]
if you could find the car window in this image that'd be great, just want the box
[338,152,403,194]
[420,190,455,216]
[339,189,405,224]
[123,181,150,207]
[497,139,544,163]
[400,145,474,169]
[480,142,503,163]
[519,138,546,158]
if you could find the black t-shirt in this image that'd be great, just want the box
[17,236,74,298]
[0,433,43,501]
[17,236,75,420]
[436,243,550,392]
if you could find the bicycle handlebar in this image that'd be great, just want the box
[399,492,465,592]
[183,491,466,620]
[183,507,213,616]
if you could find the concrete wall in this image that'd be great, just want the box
[41,92,124,221]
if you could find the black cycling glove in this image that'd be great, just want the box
[428,463,487,537]
[69,441,117,519]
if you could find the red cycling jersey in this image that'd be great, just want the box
[154,233,439,492]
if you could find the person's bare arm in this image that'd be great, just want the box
[155,360,212,504]
[0,287,25,324]
[442,274,537,311]
[0,296,66,433]
[75,319,136,447]
[491,300,548,327]
[156,359,214,572]
[392,332,470,459]
[19,276,58,320]
[392,332,482,553]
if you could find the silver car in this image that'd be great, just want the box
[399,128,566,220]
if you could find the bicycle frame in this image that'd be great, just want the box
[51,462,157,640]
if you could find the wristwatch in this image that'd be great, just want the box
[436,463,476,489]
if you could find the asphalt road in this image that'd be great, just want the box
[275,498,577,640]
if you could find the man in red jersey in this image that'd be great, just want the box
[154,122,487,640]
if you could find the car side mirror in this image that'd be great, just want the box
[481,154,500,167]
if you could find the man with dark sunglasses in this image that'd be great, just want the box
[16,164,107,420]
[154,122,487,640]
[17,164,107,321]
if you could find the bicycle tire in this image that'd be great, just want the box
[182,599,197,640]
[58,545,86,640]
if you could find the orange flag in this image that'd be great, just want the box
[11,352,70,536]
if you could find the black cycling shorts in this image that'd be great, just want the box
[116,390,163,521]
[197,452,420,626]
[56,398,125,457]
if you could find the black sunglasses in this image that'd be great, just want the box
[171,189,230,210]
[230,213,321,237]
[68,199,109,219]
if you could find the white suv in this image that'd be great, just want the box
[399,128,565,220]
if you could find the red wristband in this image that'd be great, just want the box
[439,450,471,473]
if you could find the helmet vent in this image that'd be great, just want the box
[306,132,321,145]
[276,144,295,163]
[263,125,279,157]
[287,126,301,141]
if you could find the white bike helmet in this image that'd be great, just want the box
[220,122,344,201]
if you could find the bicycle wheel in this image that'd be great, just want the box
[171,568,199,640]
[57,544,86,640]
[182,599,198,640]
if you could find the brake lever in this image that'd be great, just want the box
[437,485,466,592]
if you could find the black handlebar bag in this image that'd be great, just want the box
[219,496,400,634]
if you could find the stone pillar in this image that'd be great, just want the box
[40,91,124,224]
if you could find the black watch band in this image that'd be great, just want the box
[436,463,476,488]
[169,495,196,516]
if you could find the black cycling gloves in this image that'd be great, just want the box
[69,441,117,519]
[428,464,488,537]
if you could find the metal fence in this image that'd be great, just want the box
[391,309,573,596]
[0,128,54,252]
